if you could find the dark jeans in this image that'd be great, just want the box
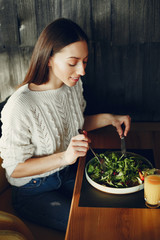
[12,164,77,232]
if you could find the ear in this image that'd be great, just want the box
[48,57,53,67]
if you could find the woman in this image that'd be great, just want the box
[0,18,131,231]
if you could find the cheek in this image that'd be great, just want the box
[54,61,72,77]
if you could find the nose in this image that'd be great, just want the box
[76,63,86,76]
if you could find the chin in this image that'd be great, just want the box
[65,81,77,87]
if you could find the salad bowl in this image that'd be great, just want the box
[85,151,153,194]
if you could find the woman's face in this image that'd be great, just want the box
[48,40,88,88]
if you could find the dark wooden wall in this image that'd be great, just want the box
[0,0,160,121]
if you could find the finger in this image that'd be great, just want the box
[72,140,89,148]
[113,121,123,137]
[75,146,88,152]
[123,116,131,136]
[124,125,130,136]
[72,134,89,142]
[75,150,88,158]
[71,148,88,160]
[82,130,87,136]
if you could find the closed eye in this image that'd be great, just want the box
[69,61,88,67]
[69,64,76,67]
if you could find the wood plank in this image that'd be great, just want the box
[142,43,160,121]
[61,0,91,38]
[122,44,143,115]
[35,0,62,36]
[84,44,145,118]
[152,131,160,168]
[0,52,13,101]
[7,47,32,86]
[91,0,111,41]
[0,46,33,101]
[0,0,19,47]
[153,0,160,42]
[84,41,160,122]
[111,0,130,45]
[16,0,37,46]
[130,0,160,43]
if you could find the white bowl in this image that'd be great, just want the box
[85,151,153,195]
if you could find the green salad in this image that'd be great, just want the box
[87,151,152,188]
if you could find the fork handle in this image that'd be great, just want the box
[78,129,87,136]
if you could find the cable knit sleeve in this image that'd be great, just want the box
[0,97,35,176]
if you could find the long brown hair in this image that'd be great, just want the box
[22,18,88,86]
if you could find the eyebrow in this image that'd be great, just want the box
[67,55,88,59]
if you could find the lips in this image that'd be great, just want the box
[70,77,79,82]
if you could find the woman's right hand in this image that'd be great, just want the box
[63,133,90,165]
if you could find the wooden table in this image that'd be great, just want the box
[65,123,160,240]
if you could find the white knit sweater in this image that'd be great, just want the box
[0,79,86,186]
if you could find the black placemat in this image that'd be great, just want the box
[79,149,155,208]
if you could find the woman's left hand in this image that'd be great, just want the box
[111,114,131,137]
[84,113,131,137]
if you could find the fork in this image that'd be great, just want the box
[78,129,106,171]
